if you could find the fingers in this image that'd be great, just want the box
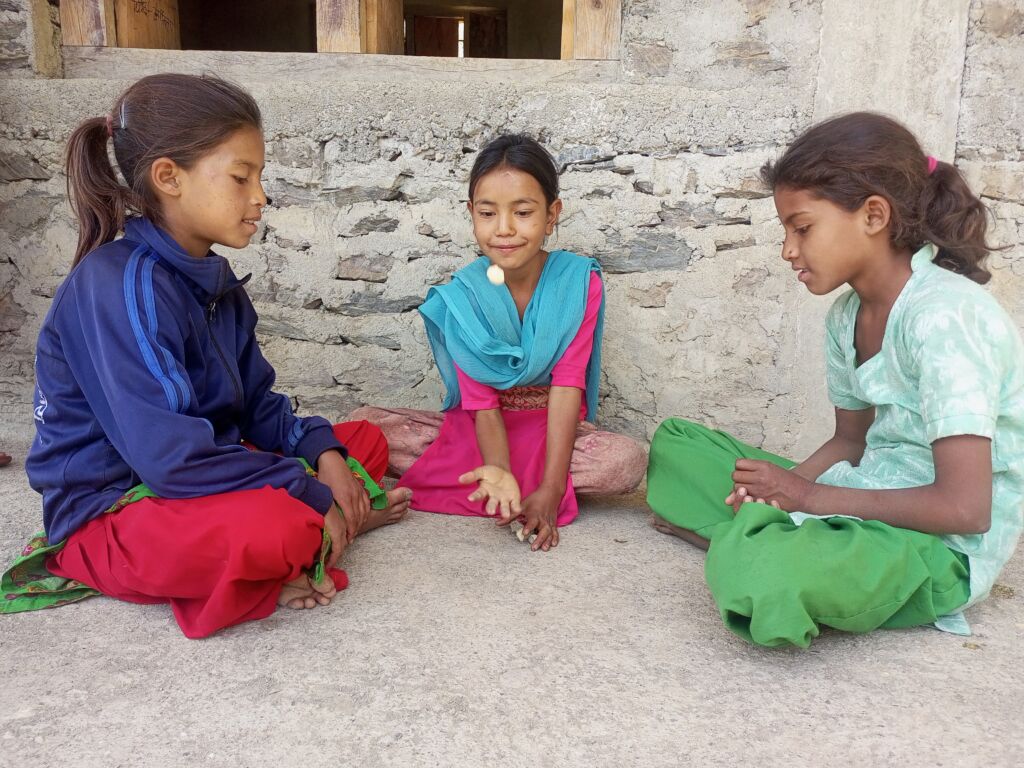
[532,523,557,552]
[731,468,757,484]
[485,496,499,516]
[729,486,748,513]
[734,459,765,471]
[458,470,480,485]
[326,537,345,568]
[332,502,356,546]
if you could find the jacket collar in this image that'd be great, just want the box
[124,218,250,304]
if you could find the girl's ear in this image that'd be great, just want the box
[150,157,182,199]
[466,200,474,216]
[863,194,891,235]
[545,198,564,235]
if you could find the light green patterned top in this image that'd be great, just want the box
[812,243,1024,632]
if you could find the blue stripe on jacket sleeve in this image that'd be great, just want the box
[123,248,181,413]
[287,420,305,453]
[141,256,192,412]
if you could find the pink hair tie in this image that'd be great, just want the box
[104,114,114,138]
[926,155,939,175]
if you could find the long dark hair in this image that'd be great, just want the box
[761,112,994,284]
[64,73,262,266]
[468,134,560,206]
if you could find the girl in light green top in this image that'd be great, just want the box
[647,112,1024,648]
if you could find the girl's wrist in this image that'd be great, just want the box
[537,479,566,497]
[316,448,346,473]
[797,480,821,514]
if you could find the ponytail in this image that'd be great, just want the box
[920,160,993,285]
[762,112,1000,285]
[65,116,132,267]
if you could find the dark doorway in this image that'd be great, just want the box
[411,16,460,57]
[178,0,317,52]
[404,2,558,59]
[466,12,508,58]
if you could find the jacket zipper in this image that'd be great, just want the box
[206,298,243,406]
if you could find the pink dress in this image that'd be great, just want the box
[398,273,603,526]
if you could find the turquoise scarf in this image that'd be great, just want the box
[420,250,604,421]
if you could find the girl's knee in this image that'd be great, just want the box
[346,406,384,423]
[652,417,709,445]
[334,419,388,479]
[609,434,648,492]
[232,489,323,561]
[576,431,647,495]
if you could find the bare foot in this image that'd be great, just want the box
[649,515,709,551]
[358,487,412,535]
[278,572,337,610]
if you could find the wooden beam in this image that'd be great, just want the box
[560,0,575,60]
[573,0,621,60]
[317,0,361,53]
[62,46,622,84]
[60,0,116,47]
[362,0,403,55]
[113,0,180,49]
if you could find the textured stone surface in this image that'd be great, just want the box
[814,0,972,157]
[0,0,1021,462]
[0,1,30,74]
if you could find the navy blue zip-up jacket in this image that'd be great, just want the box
[27,218,344,543]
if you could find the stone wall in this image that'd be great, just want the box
[1,0,1022,459]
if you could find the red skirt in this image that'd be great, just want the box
[48,421,387,639]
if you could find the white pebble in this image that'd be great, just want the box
[486,264,505,285]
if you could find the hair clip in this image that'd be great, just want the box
[104,114,114,138]
[119,101,127,130]
[926,156,938,175]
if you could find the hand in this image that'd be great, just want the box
[725,459,811,513]
[318,451,370,544]
[458,465,522,519]
[509,484,561,552]
[322,504,349,569]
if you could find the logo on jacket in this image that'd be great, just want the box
[33,388,48,424]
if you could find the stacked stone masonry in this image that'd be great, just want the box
[0,0,1021,460]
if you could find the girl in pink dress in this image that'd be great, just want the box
[352,135,646,551]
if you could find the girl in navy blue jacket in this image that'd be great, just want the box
[24,74,411,638]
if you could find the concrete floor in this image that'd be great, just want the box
[1,417,1022,768]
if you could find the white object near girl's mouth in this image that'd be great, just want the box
[486,264,505,285]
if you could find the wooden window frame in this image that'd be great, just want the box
[56,0,621,60]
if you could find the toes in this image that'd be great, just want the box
[309,576,337,599]
[386,487,413,506]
